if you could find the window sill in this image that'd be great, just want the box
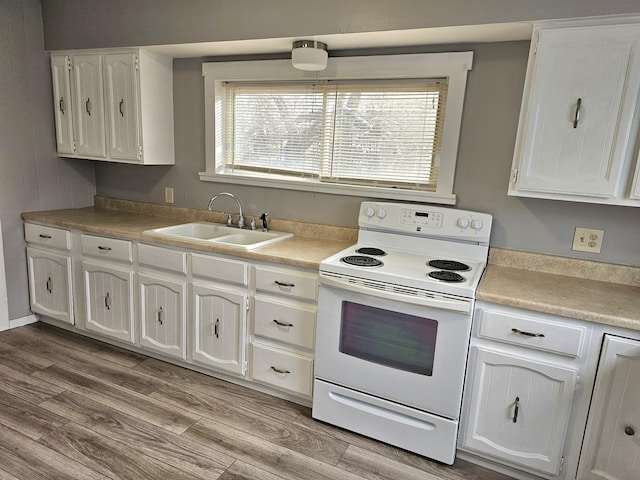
[198,171,456,205]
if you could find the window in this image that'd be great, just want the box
[202,52,472,204]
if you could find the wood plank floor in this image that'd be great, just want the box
[0,323,515,480]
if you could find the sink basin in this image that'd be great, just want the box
[143,222,293,250]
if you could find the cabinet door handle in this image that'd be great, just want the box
[511,328,545,338]
[39,234,52,239]
[98,245,112,252]
[157,306,163,325]
[273,319,294,328]
[573,97,582,128]
[86,98,92,116]
[513,396,520,423]
[625,426,635,436]
[119,99,125,117]
[104,292,111,310]
[270,366,291,375]
[46,277,53,293]
[59,97,65,115]
[214,318,219,338]
[274,280,295,288]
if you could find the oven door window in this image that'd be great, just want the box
[339,301,438,376]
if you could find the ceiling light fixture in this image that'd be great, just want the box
[291,40,328,71]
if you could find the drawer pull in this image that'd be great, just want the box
[46,277,53,294]
[214,318,220,338]
[625,426,635,436]
[513,396,520,423]
[104,292,111,310]
[270,366,291,375]
[39,234,52,239]
[157,306,163,325]
[273,319,294,328]
[274,280,295,288]
[98,246,112,252]
[573,97,582,128]
[511,328,545,338]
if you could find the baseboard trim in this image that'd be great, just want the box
[8,314,40,330]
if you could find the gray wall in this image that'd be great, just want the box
[38,0,640,268]
[1,0,96,321]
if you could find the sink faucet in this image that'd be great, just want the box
[207,192,245,228]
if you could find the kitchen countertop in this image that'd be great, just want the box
[479,248,640,331]
[22,197,640,332]
[21,197,357,270]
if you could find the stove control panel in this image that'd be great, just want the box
[359,201,492,243]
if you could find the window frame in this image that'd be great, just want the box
[201,52,473,204]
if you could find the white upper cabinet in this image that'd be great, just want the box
[72,54,107,158]
[50,56,75,155]
[509,21,640,206]
[50,48,174,165]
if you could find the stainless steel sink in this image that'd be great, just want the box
[143,222,293,250]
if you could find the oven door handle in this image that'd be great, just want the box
[319,276,472,314]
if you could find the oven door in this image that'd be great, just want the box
[314,281,473,419]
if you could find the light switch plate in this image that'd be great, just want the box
[164,187,174,204]
[572,227,604,253]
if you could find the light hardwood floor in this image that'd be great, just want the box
[0,323,514,480]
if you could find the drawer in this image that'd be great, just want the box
[251,343,313,397]
[254,296,316,349]
[478,309,586,358]
[81,234,133,264]
[255,266,318,301]
[138,243,187,275]
[192,253,248,286]
[24,223,70,251]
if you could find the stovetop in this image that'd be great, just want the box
[319,202,493,299]
[320,244,487,298]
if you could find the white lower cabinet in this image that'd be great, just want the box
[81,234,134,344]
[192,282,248,376]
[462,348,577,475]
[460,303,593,479]
[137,244,187,360]
[26,247,73,325]
[139,273,186,360]
[578,335,640,480]
[251,264,317,398]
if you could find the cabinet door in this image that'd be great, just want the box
[462,347,577,475]
[26,247,73,324]
[139,273,186,360]
[513,24,640,198]
[50,55,75,155]
[104,53,141,161]
[578,335,640,480]
[83,260,134,343]
[192,283,247,376]
[72,54,106,157]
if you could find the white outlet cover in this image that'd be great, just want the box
[572,227,604,254]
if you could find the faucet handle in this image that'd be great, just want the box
[250,217,257,230]
[225,213,233,226]
[259,212,269,232]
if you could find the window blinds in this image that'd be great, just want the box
[224,79,448,191]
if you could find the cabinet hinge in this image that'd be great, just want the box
[66,57,73,70]
[134,56,140,70]
[575,373,581,391]
[511,169,518,183]
[72,139,77,152]
[246,298,250,311]
[559,456,565,473]
[532,34,539,55]
[138,145,143,158]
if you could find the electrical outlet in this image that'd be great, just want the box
[164,187,174,204]
[572,227,604,254]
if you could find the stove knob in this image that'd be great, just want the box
[365,207,375,218]
[376,208,387,219]
[471,219,484,231]
[456,217,469,229]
